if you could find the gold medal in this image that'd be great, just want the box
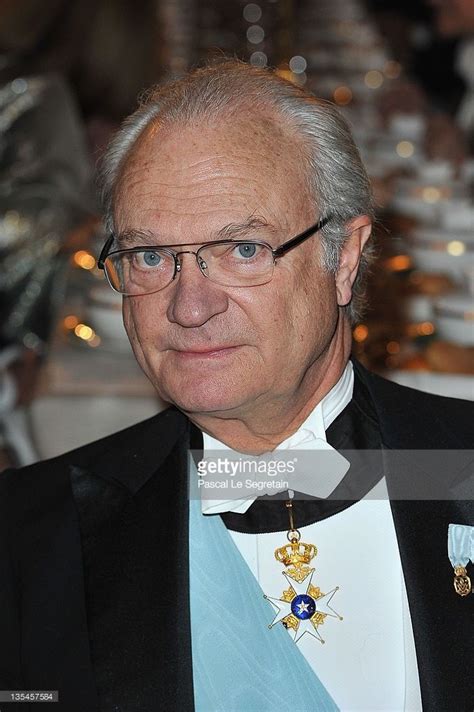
[448,524,473,597]
[264,500,342,644]
[453,566,472,597]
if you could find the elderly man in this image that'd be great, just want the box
[1,62,472,712]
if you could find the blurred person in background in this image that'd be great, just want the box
[429,0,474,139]
[370,0,472,162]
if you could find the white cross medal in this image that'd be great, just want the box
[263,501,342,645]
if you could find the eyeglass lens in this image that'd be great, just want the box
[104,241,275,295]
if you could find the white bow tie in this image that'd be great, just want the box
[200,363,354,516]
[200,413,350,516]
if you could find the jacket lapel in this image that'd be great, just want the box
[70,408,195,712]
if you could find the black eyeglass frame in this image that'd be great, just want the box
[97,214,330,293]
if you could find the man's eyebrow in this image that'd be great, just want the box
[216,217,277,240]
[114,229,157,248]
[114,217,277,248]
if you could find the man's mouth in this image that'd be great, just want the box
[173,345,240,358]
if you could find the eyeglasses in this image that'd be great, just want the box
[97,215,330,296]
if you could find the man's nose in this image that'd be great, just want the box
[166,252,229,327]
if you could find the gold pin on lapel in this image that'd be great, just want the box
[453,566,471,597]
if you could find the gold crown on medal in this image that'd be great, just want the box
[274,540,317,568]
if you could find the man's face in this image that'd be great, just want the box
[114,114,341,418]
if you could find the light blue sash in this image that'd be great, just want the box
[189,492,339,711]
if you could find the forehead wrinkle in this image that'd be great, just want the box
[116,117,311,237]
[117,174,265,213]
[123,138,276,189]
[119,129,291,206]
[185,155,241,171]
[182,156,270,179]
[140,191,259,205]
[119,203,266,230]
[118,183,264,216]
[121,169,265,193]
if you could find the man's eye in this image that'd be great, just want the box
[235,243,257,259]
[135,250,162,268]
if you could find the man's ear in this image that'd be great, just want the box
[335,216,372,307]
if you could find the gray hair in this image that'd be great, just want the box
[99,60,375,323]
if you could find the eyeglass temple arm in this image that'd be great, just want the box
[97,234,115,270]
[272,215,330,258]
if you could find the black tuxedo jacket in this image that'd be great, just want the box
[0,361,472,711]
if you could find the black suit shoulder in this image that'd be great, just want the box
[0,406,187,524]
[5,407,170,473]
[353,359,473,449]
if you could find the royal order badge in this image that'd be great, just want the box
[264,532,342,644]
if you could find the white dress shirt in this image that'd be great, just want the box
[200,363,423,711]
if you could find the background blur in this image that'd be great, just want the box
[1,0,473,468]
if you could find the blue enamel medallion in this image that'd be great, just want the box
[291,594,316,620]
